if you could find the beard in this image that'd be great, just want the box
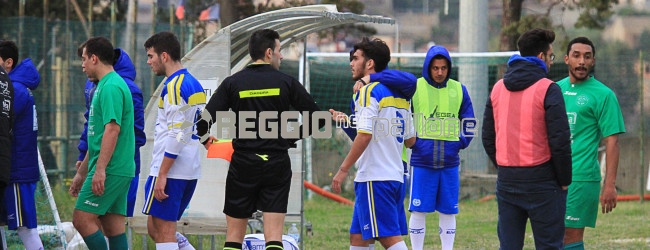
[570,66,591,81]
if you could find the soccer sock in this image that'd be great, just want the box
[439,213,456,250]
[108,233,128,250]
[368,243,375,250]
[82,230,108,250]
[156,242,179,250]
[564,241,585,250]
[223,241,242,250]
[1,227,7,250]
[386,240,408,250]
[265,241,283,249]
[350,246,369,250]
[409,211,427,250]
[176,232,195,250]
[17,227,44,250]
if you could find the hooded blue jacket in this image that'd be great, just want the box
[77,48,146,174]
[371,46,475,169]
[8,58,40,182]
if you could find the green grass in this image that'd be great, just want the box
[304,195,650,249]
[48,184,650,249]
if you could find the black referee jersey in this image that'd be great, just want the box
[197,63,324,152]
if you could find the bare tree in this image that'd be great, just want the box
[500,0,619,51]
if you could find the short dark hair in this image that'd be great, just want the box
[352,37,390,72]
[248,29,280,61]
[78,37,114,65]
[0,40,18,67]
[432,54,450,68]
[517,28,555,57]
[144,31,182,62]
[566,36,596,56]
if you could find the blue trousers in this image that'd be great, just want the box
[496,179,567,250]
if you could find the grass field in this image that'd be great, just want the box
[304,195,650,249]
[45,184,650,249]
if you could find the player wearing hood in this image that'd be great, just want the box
[366,45,475,250]
[482,28,572,249]
[0,40,44,250]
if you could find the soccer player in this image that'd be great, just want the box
[197,28,323,250]
[367,45,475,250]
[558,37,626,250]
[141,31,205,250]
[76,48,145,220]
[0,40,44,250]
[69,36,135,250]
[482,28,572,249]
[331,37,415,250]
[329,53,417,250]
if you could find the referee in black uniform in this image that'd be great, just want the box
[197,29,324,250]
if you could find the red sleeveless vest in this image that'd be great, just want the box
[490,78,553,166]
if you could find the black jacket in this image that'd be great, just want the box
[482,58,572,186]
[198,64,324,152]
[0,67,14,187]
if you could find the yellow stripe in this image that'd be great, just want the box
[369,182,379,236]
[166,76,179,105]
[378,96,410,110]
[357,85,366,107]
[15,183,22,227]
[364,83,378,107]
[361,85,369,107]
[175,74,185,105]
[358,87,365,107]
[158,98,164,108]
[239,88,280,98]
[168,122,184,129]
[144,177,157,213]
[358,130,372,134]
[188,92,206,105]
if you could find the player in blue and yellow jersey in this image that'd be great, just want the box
[368,45,475,250]
[142,31,205,250]
[331,37,415,250]
[329,49,417,250]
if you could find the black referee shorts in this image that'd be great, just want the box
[223,150,292,219]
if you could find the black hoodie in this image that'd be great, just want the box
[482,58,572,187]
[0,66,14,187]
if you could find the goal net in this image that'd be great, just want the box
[303,51,517,190]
